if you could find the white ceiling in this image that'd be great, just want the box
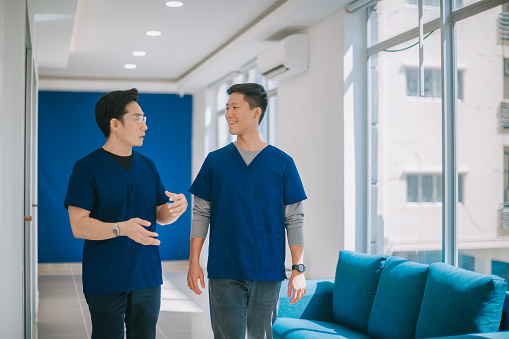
[29,0,350,93]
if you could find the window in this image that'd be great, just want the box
[406,68,464,100]
[369,0,508,281]
[407,174,463,203]
[405,0,463,9]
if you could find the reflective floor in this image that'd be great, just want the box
[35,263,213,339]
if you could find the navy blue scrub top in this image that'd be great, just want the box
[65,149,168,295]
[190,143,307,281]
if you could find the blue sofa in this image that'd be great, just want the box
[274,250,509,339]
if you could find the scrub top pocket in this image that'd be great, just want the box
[255,232,285,274]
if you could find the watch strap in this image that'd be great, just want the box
[292,264,306,272]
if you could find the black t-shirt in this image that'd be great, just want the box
[99,147,133,172]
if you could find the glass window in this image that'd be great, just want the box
[406,68,464,99]
[505,148,509,201]
[455,0,485,10]
[457,5,509,286]
[406,0,463,9]
[407,175,419,202]
[370,30,442,263]
[406,174,463,203]
[422,175,434,202]
[370,0,440,47]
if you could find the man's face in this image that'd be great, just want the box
[116,101,147,147]
[225,92,259,136]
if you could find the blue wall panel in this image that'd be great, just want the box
[38,90,192,263]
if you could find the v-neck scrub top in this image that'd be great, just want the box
[65,149,168,295]
[189,143,307,281]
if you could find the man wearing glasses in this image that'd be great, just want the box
[64,88,188,339]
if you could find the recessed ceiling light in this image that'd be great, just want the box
[166,1,183,7]
[132,51,146,56]
[146,31,161,37]
[124,64,137,69]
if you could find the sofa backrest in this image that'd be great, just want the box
[333,251,508,338]
[367,256,429,339]
[415,262,507,338]
[332,250,387,334]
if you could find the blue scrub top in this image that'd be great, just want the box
[190,143,307,281]
[65,149,168,295]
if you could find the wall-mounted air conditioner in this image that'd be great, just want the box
[256,34,308,82]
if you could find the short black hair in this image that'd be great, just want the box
[95,88,139,138]
[227,83,268,125]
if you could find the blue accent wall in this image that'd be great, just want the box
[38,91,192,263]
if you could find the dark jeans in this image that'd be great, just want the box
[85,285,161,339]
[209,279,282,339]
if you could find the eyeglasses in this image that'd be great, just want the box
[122,115,147,124]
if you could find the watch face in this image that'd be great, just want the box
[293,264,306,272]
[112,224,119,237]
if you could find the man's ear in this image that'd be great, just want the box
[253,107,262,119]
[110,118,120,133]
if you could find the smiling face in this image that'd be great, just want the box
[225,92,261,136]
[114,101,147,147]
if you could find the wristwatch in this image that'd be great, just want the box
[292,264,306,273]
[112,222,120,237]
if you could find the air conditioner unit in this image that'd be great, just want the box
[256,34,308,82]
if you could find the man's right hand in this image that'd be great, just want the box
[118,218,160,245]
[187,262,205,295]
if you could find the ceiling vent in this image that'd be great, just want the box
[256,34,308,82]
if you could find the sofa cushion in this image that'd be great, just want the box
[368,256,429,339]
[278,279,335,322]
[273,318,371,339]
[332,250,387,334]
[415,262,507,338]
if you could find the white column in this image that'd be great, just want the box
[0,0,27,337]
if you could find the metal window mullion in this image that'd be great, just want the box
[419,0,425,97]
[441,0,458,267]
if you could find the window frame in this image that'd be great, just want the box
[366,0,505,265]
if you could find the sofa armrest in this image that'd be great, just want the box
[277,278,335,322]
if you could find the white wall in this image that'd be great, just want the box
[277,10,345,279]
[0,0,27,336]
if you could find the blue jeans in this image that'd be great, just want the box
[209,279,282,339]
[85,286,161,339]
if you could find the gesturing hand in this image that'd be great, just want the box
[165,191,188,217]
[118,218,160,246]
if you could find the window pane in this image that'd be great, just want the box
[436,175,442,202]
[458,174,463,204]
[369,0,440,47]
[370,31,442,263]
[457,6,509,286]
[505,149,509,201]
[422,175,433,202]
[216,83,227,111]
[406,69,418,96]
[407,175,419,202]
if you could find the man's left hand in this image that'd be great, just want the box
[165,191,188,216]
[288,271,306,304]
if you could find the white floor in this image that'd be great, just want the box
[35,262,213,339]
